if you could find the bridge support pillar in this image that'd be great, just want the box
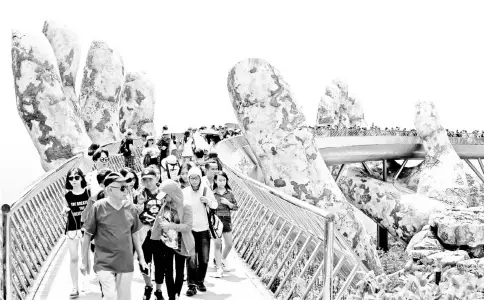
[377,160,389,252]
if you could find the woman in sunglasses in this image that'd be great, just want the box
[120,167,144,213]
[86,144,110,193]
[63,167,90,299]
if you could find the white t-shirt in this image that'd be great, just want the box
[182,183,218,232]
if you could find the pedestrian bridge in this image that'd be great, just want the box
[4,129,484,300]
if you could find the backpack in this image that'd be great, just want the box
[119,139,128,155]
[143,154,151,168]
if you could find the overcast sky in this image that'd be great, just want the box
[1,0,484,203]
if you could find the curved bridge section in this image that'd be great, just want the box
[315,129,484,166]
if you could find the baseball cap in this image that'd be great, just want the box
[103,172,127,187]
[141,168,158,179]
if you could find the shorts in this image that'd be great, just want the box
[65,229,83,239]
[219,216,232,233]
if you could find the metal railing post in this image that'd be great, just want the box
[2,204,11,300]
[323,218,334,300]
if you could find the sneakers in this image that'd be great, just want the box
[197,282,207,292]
[215,267,223,278]
[154,289,164,300]
[143,285,154,300]
[69,288,79,299]
[186,285,197,297]
[221,258,229,272]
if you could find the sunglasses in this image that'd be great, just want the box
[125,177,134,184]
[99,158,109,163]
[68,175,81,181]
[111,185,128,192]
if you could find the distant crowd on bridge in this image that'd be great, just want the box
[313,124,484,138]
[61,124,242,300]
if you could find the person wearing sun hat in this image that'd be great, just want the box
[81,172,148,300]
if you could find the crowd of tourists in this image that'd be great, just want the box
[313,124,484,138]
[61,125,241,300]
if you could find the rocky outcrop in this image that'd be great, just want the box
[119,72,155,137]
[406,225,444,257]
[227,58,381,273]
[316,80,367,127]
[80,40,124,144]
[11,30,92,171]
[338,166,449,242]
[409,101,470,206]
[430,207,484,249]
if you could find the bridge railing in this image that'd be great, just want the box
[217,136,369,300]
[314,128,484,145]
[0,137,139,300]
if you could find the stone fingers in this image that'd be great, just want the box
[119,72,156,137]
[227,58,382,273]
[338,165,449,243]
[80,41,125,144]
[12,30,92,171]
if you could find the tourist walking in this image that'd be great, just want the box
[63,167,90,299]
[182,167,218,296]
[151,179,195,300]
[85,144,110,192]
[81,172,148,300]
[212,171,238,278]
[120,129,136,169]
[137,167,167,300]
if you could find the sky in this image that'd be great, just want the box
[1,0,484,204]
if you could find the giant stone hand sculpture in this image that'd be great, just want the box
[316,80,367,128]
[12,30,92,171]
[119,72,156,137]
[11,21,156,170]
[227,58,382,272]
[80,41,125,144]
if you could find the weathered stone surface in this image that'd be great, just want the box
[11,30,91,171]
[227,58,381,272]
[427,250,470,267]
[338,166,449,242]
[119,72,155,137]
[406,225,444,253]
[410,101,470,206]
[80,40,124,144]
[456,258,478,273]
[42,20,82,116]
[315,80,367,127]
[429,207,484,248]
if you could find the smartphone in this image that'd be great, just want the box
[141,264,151,277]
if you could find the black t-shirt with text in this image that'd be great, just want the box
[65,189,89,232]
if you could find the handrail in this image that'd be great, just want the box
[314,128,484,145]
[216,135,370,300]
[0,137,141,300]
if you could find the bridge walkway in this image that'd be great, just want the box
[33,237,270,300]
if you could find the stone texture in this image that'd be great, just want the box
[227,58,381,273]
[80,40,124,144]
[338,165,450,242]
[410,101,470,206]
[427,250,470,267]
[119,72,155,137]
[429,207,484,248]
[315,80,367,127]
[42,20,82,117]
[11,30,91,171]
[406,225,444,253]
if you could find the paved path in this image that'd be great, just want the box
[33,239,273,300]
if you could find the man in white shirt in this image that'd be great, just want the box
[182,167,217,296]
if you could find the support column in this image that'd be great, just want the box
[377,160,389,252]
